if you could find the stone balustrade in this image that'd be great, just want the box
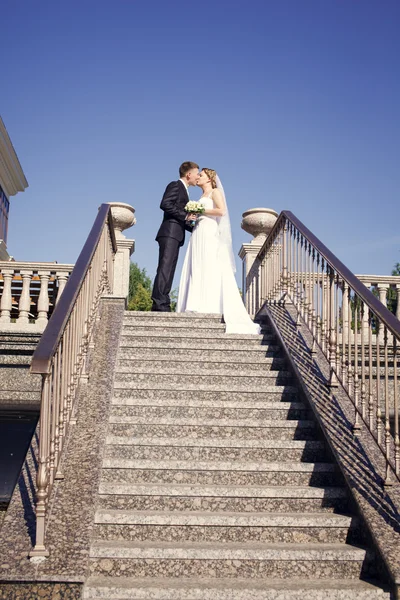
[0,262,74,332]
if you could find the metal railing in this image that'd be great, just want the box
[29,204,117,558]
[245,211,400,487]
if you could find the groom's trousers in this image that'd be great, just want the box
[151,236,180,311]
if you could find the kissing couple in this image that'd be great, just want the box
[151,161,260,335]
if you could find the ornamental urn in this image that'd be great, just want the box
[241,208,278,244]
[107,202,136,238]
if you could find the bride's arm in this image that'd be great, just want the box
[204,189,226,217]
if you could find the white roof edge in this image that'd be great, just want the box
[0,116,29,198]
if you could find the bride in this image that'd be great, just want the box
[177,168,261,335]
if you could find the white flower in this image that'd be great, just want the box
[185,201,206,214]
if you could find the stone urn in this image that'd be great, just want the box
[241,208,278,245]
[107,202,136,239]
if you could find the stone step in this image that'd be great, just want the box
[0,389,41,402]
[120,335,274,350]
[109,404,310,423]
[111,397,303,409]
[115,358,286,375]
[0,354,32,365]
[107,420,317,441]
[108,415,310,429]
[120,334,280,352]
[98,483,349,514]
[104,438,325,462]
[88,540,368,579]
[83,576,391,599]
[113,372,293,390]
[117,346,281,362]
[100,461,338,486]
[0,367,41,389]
[122,324,267,337]
[124,311,225,322]
[112,387,299,403]
[93,510,354,544]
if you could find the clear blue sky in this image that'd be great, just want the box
[2,0,399,284]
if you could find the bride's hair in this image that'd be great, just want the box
[202,168,217,189]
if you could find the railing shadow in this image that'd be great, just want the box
[267,305,400,535]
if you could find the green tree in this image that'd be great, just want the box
[128,283,153,311]
[128,262,152,311]
[127,261,179,312]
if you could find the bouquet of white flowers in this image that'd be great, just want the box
[185,201,206,226]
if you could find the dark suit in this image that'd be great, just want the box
[151,180,191,311]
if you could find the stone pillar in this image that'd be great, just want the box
[108,202,136,301]
[239,208,278,309]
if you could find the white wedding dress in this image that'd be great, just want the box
[177,192,261,334]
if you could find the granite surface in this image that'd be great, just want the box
[0,297,125,590]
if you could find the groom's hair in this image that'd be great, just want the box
[179,161,199,177]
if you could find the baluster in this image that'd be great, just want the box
[396,284,400,322]
[316,255,321,345]
[328,267,339,387]
[368,309,375,432]
[353,298,361,433]
[0,269,13,323]
[295,231,301,326]
[341,282,348,384]
[347,287,353,395]
[383,327,392,487]
[37,271,50,326]
[335,275,341,373]
[393,337,399,476]
[56,272,69,304]
[18,270,33,325]
[320,260,326,352]
[299,235,304,319]
[311,249,317,354]
[376,320,382,446]
[282,220,288,302]
[377,284,389,344]
[29,374,51,558]
[360,302,367,420]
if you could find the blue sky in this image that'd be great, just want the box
[2,0,399,285]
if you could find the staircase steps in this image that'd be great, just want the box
[84,312,389,599]
[83,576,390,599]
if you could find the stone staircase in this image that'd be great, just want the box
[83,312,390,599]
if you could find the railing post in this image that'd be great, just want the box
[107,203,136,301]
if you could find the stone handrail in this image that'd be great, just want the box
[0,262,74,332]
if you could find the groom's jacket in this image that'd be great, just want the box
[156,180,191,247]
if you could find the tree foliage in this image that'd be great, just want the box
[128,262,152,311]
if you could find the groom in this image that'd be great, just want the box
[151,161,200,312]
